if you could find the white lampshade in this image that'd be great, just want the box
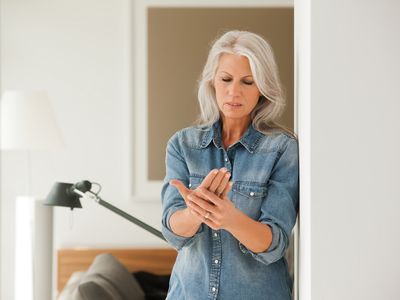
[1,90,64,150]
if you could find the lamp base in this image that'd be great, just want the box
[14,196,53,300]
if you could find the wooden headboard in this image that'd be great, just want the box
[58,248,177,293]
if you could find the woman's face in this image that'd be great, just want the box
[213,53,261,124]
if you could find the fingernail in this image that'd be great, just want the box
[212,169,218,174]
[220,167,227,172]
[225,173,230,178]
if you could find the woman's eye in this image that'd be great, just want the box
[222,77,232,82]
[243,80,254,85]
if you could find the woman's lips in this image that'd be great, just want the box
[225,102,243,108]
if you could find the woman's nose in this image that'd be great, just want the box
[228,81,241,96]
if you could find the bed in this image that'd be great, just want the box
[57,248,177,299]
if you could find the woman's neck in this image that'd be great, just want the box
[221,116,251,148]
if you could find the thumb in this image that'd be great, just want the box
[170,179,190,198]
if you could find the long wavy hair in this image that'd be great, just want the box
[197,30,294,137]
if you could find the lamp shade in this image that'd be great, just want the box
[44,182,82,210]
[0,90,64,150]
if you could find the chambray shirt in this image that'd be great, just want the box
[161,121,299,300]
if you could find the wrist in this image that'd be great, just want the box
[223,206,243,232]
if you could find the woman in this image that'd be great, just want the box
[161,30,299,300]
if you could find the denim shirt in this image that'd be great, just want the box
[161,121,299,300]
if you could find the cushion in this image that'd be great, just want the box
[58,272,86,300]
[59,253,145,300]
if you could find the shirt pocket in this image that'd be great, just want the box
[232,183,267,220]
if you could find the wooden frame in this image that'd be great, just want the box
[57,248,177,293]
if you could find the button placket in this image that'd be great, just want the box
[208,230,222,300]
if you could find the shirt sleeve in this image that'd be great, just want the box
[161,132,204,250]
[239,137,299,265]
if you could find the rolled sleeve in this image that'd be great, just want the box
[241,137,299,265]
[239,223,288,265]
[161,132,203,250]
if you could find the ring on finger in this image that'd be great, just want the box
[204,211,211,220]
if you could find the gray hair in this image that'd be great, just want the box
[197,30,293,136]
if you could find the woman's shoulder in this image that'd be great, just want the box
[256,130,298,153]
[168,125,212,148]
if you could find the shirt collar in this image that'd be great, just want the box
[199,121,264,153]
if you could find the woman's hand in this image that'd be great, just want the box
[169,168,231,237]
[188,186,273,254]
[186,186,238,231]
[168,168,231,238]
[170,168,231,222]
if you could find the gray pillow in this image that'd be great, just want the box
[66,253,145,300]
[58,271,85,300]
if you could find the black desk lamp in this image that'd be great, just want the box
[44,180,166,241]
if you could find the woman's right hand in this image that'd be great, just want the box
[170,168,231,219]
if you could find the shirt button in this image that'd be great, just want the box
[188,183,192,188]
[214,259,219,264]
[214,232,218,237]
[225,157,228,162]
[250,192,255,196]
[212,287,216,292]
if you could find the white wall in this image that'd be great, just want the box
[0,1,166,299]
[298,0,400,299]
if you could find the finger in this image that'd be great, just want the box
[187,199,209,220]
[202,217,218,230]
[196,187,221,205]
[209,168,228,193]
[187,198,205,214]
[188,194,218,215]
[190,209,217,228]
[199,169,219,189]
[170,179,190,199]
[215,172,231,196]
[189,206,217,226]
[221,181,233,199]
[187,207,204,221]
[189,208,204,220]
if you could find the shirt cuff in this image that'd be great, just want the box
[238,223,286,265]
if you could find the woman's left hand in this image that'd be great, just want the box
[187,185,239,231]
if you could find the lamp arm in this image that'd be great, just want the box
[74,190,166,241]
